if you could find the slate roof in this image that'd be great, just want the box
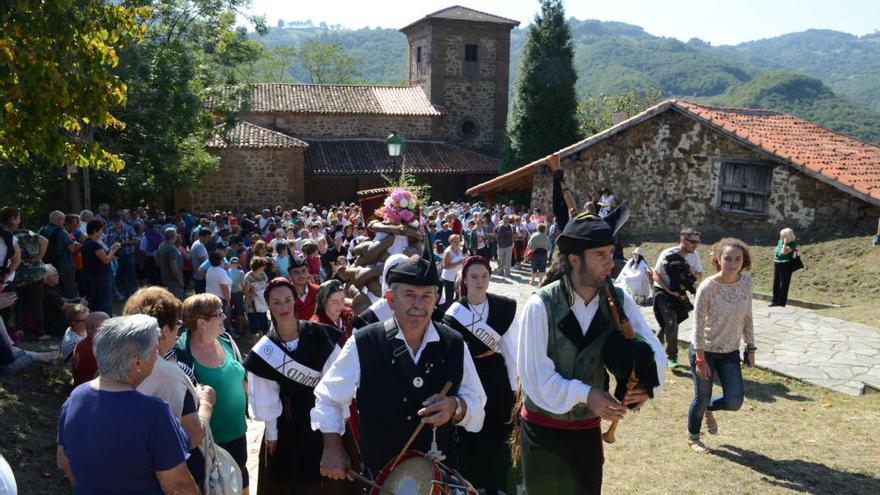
[304,139,500,176]
[236,83,441,116]
[401,6,520,31]
[469,99,880,206]
[206,121,307,149]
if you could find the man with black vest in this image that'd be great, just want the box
[517,212,665,495]
[312,252,486,480]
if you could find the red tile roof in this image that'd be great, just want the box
[206,121,308,149]
[469,99,880,205]
[671,99,880,204]
[239,83,442,116]
[305,139,500,176]
[402,6,520,31]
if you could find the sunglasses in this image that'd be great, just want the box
[685,238,701,245]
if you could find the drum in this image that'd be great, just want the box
[371,451,477,495]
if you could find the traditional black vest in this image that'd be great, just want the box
[442,293,517,434]
[242,322,340,482]
[355,319,464,475]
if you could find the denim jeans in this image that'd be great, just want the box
[687,345,744,435]
[115,252,137,299]
[87,273,114,316]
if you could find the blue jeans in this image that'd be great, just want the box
[115,252,137,298]
[687,345,744,435]
[87,273,114,316]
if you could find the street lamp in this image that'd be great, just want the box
[385,131,407,176]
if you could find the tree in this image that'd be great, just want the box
[505,0,581,173]
[577,88,664,136]
[297,39,361,84]
[237,45,298,83]
[0,0,148,172]
[90,0,266,207]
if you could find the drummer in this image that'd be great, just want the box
[312,250,487,479]
[244,277,359,494]
[442,255,519,495]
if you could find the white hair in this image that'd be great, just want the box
[93,315,159,381]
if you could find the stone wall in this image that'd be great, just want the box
[530,110,880,234]
[178,148,304,211]
[240,113,435,140]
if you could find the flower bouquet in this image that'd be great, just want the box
[375,187,419,226]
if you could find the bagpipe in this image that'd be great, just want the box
[549,154,660,444]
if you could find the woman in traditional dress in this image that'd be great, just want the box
[244,277,358,494]
[442,256,519,495]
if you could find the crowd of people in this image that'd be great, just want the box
[0,195,790,494]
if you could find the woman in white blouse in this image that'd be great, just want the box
[242,277,358,494]
[688,238,756,453]
[440,234,464,312]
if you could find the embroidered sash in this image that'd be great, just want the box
[252,336,323,388]
[448,301,503,353]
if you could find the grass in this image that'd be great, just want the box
[602,344,880,494]
[624,233,880,327]
[3,341,880,494]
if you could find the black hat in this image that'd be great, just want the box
[555,201,630,255]
[555,212,614,255]
[387,226,439,286]
[287,254,307,270]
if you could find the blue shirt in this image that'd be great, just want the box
[57,384,191,495]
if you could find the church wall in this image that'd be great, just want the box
[240,112,435,140]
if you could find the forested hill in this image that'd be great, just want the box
[251,20,880,144]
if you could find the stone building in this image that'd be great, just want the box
[178,6,519,211]
[467,99,880,235]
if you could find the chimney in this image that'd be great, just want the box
[612,112,629,125]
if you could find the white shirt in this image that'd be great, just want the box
[653,246,703,289]
[0,233,18,283]
[311,320,486,435]
[441,247,463,282]
[248,337,342,441]
[206,265,232,301]
[517,289,665,415]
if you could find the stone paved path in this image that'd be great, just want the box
[244,263,880,487]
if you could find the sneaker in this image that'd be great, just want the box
[705,411,718,434]
[668,357,678,369]
[688,435,711,454]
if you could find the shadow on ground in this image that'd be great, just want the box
[712,444,880,495]
[743,378,811,403]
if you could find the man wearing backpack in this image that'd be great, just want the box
[652,228,703,369]
[39,211,79,299]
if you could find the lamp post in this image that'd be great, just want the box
[385,130,406,177]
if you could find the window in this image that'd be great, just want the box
[416,46,422,64]
[715,159,774,215]
[464,44,478,62]
[460,119,478,139]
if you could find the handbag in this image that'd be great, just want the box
[201,423,243,495]
[790,251,804,272]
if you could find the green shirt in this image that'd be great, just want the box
[774,239,797,262]
[192,339,247,444]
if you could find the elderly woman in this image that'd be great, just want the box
[310,279,355,344]
[81,219,122,315]
[175,293,249,494]
[244,277,357,495]
[56,315,198,494]
[60,304,89,364]
[125,287,216,491]
[771,227,798,307]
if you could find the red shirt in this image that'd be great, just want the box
[451,218,462,235]
[72,335,98,386]
[294,283,319,321]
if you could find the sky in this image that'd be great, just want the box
[243,0,879,46]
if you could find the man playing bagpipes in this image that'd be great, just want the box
[515,204,666,495]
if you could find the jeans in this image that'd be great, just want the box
[497,246,513,276]
[687,345,744,436]
[654,291,681,359]
[440,280,456,312]
[87,273,114,316]
[772,261,793,306]
[115,252,137,299]
[193,278,206,294]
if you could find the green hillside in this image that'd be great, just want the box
[712,71,880,144]
[249,20,880,144]
[712,29,880,111]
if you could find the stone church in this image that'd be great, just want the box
[176,6,519,211]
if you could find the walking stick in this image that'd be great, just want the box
[390,380,454,470]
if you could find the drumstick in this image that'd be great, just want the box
[348,470,395,495]
[391,380,454,470]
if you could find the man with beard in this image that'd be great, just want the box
[312,252,486,479]
[516,213,665,495]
